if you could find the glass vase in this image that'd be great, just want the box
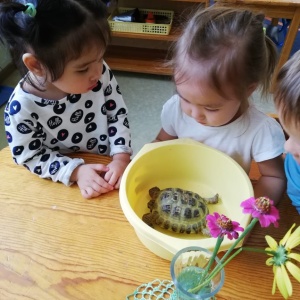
[170,246,225,300]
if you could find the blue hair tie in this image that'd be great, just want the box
[24,3,37,18]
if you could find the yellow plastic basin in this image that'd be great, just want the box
[119,139,254,260]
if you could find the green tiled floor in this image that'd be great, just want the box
[0,69,276,155]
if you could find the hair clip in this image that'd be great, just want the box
[24,3,37,18]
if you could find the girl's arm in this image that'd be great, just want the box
[255,155,286,205]
[153,128,177,142]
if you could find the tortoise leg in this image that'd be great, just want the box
[204,193,219,204]
[147,199,156,211]
[142,213,154,227]
[201,226,211,236]
[149,186,160,198]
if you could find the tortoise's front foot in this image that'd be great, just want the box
[142,213,154,228]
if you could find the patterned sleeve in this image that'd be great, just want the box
[4,90,84,186]
[102,61,132,156]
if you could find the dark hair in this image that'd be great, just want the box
[170,6,278,101]
[274,50,300,128]
[0,0,110,84]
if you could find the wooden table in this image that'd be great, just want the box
[0,146,299,299]
[214,0,300,90]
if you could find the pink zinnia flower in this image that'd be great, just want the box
[206,212,244,240]
[240,197,279,228]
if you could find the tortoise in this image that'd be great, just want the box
[142,187,219,235]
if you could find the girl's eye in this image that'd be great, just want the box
[77,68,88,73]
[181,97,190,104]
[205,107,219,112]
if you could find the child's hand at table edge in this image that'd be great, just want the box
[104,153,131,189]
[71,164,114,199]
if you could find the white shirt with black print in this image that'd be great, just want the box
[4,61,132,186]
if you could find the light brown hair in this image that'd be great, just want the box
[170,6,278,101]
[274,50,300,127]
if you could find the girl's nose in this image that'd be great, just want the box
[192,109,205,121]
[90,64,102,82]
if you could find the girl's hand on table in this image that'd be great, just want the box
[71,164,114,199]
[104,153,131,189]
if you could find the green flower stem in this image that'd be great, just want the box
[207,247,243,280]
[242,247,276,255]
[218,218,258,265]
[188,247,244,294]
[197,236,224,286]
[188,218,260,295]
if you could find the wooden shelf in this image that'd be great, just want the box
[170,0,208,3]
[110,24,181,41]
[104,45,172,75]
[106,0,207,75]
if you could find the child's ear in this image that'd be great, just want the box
[22,53,45,76]
[247,83,258,97]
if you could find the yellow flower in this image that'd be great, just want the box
[265,224,300,299]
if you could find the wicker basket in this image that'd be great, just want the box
[108,7,174,35]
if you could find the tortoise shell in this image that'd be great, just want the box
[142,187,218,234]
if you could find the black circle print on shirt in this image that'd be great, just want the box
[68,94,81,104]
[49,161,60,175]
[34,165,42,175]
[115,137,125,146]
[104,84,112,96]
[108,115,118,124]
[40,154,50,162]
[4,112,10,126]
[101,103,107,115]
[53,103,66,114]
[109,69,113,81]
[98,144,107,154]
[105,99,116,111]
[71,132,83,144]
[87,138,98,150]
[70,109,83,123]
[50,138,58,145]
[86,122,97,133]
[108,126,117,137]
[116,85,121,95]
[85,100,93,109]
[17,123,32,134]
[123,117,129,129]
[84,112,95,124]
[29,139,41,151]
[31,112,39,120]
[100,134,107,141]
[36,122,43,132]
[6,131,12,143]
[116,108,126,115]
[48,116,63,130]
[102,64,106,74]
[92,81,102,92]
[57,129,69,141]
[12,145,24,156]
[9,100,21,115]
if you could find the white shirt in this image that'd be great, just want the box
[161,95,285,174]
